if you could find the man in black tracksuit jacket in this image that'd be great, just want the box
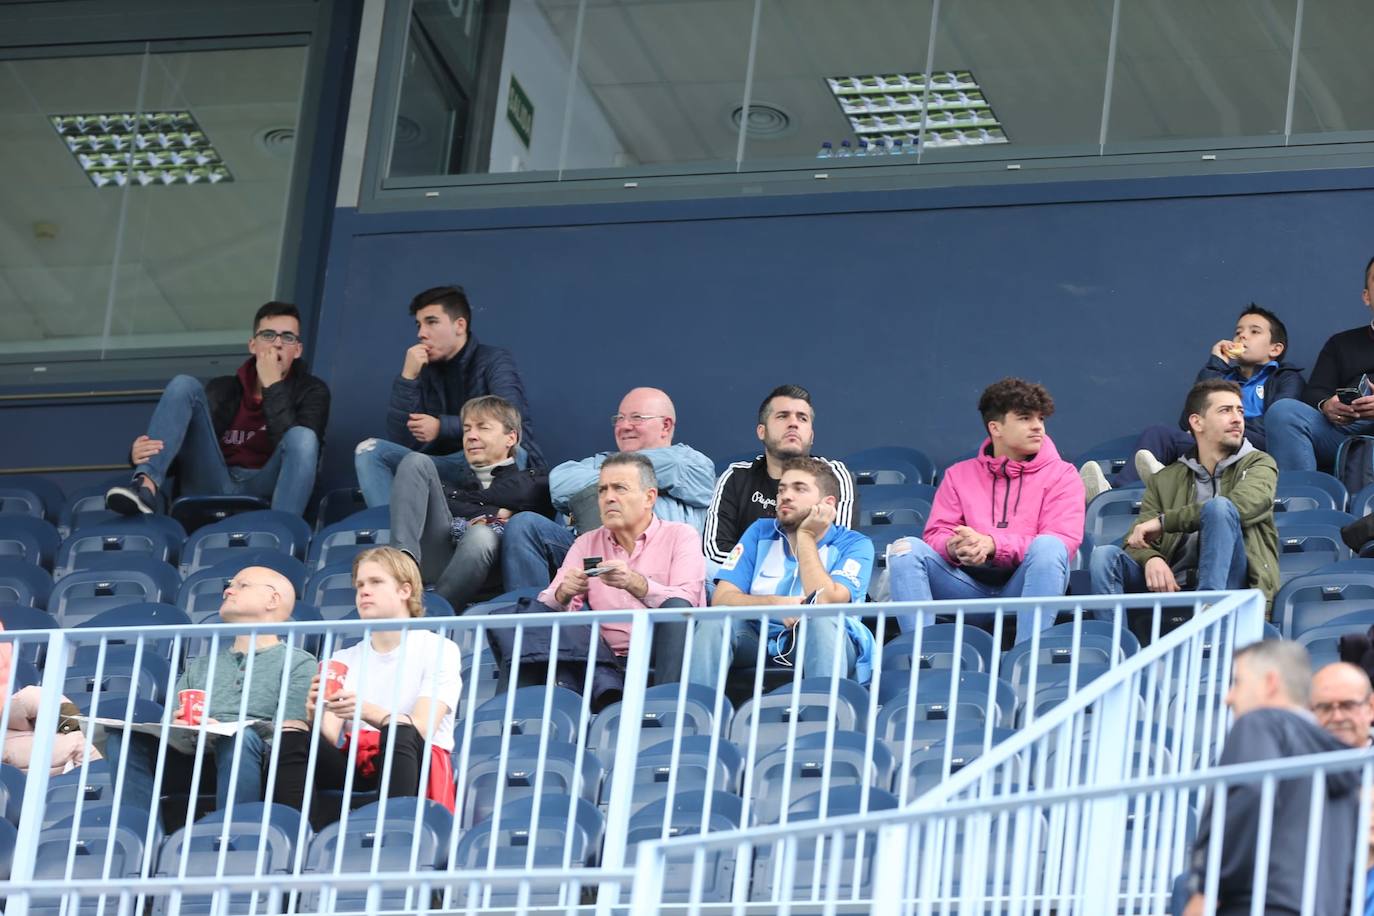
[1183,640,1358,916]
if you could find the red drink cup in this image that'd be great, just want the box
[320,660,348,699]
[178,689,206,725]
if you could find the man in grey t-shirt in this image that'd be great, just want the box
[104,566,315,828]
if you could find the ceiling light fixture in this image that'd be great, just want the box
[826,70,1007,150]
[50,110,234,187]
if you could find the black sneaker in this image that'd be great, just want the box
[105,476,161,516]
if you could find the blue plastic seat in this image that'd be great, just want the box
[1016,663,1113,724]
[1277,524,1350,584]
[0,602,59,654]
[314,487,367,533]
[0,762,24,825]
[1277,470,1347,513]
[1274,508,1355,530]
[303,560,361,620]
[1085,488,1145,547]
[728,678,870,750]
[57,479,130,536]
[840,444,939,486]
[177,551,309,616]
[53,518,184,579]
[603,735,744,810]
[457,686,587,747]
[169,494,272,535]
[0,515,61,569]
[306,507,390,571]
[0,557,54,608]
[1351,483,1374,519]
[749,730,895,824]
[875,669,1018,724]
[303,798,452,910]
[27,823,145,912]
[856,484,937,527]
[751,786,899,900]
[625,790,745,903]
[0,485,47,519]
[877,623,995,674]
[1276,570,1374,638]
[63,653,170,704]
[861,524,926,569]
[49,559,182,628]
[587,682,733,755]
[153,804,302,916]
[1002,633,1123,692]
[180,509,312,577]
[452,794,604,902]
[0,475,64,523]
[460,736,605,828]
[1075,435,1139,479]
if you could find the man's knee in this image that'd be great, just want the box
[463,522,501,557]
[1023,536,1068,565]
[888,536,935,565]
[1200,496,1239,525]
[503,511,544,544]
[1089,545,1123,577]
[280,426,319,459]
[393,450,435,483]
[1266,397,1310,432]
[162,373,205,404]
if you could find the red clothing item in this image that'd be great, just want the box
[219,361,274,469]
[344,729,456,813]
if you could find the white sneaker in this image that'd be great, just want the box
[1134,449,1165,481]
[1079,461,1111,504]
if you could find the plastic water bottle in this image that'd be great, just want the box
[891,139,903,155]
[837,140,852,158]
[856,140,869,157]
[870,139,886,156]
[817,141,833,159]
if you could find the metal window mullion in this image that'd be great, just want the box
[1283,0,1306,142]
[1098,0,1122,154]
[733,0,764,171]
[554,0,588,179]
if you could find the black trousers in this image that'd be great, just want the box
[274,722,426,830]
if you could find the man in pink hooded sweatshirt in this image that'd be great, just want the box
[888,378,1085,641]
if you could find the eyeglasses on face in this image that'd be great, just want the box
[1313,698,1370,717]
[224,579,279,594]
[611,413,666,426]
[254,329,302,345]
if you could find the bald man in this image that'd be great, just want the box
[1312,662,1374,748]
[501,387,716,591]
[103,565,316,829]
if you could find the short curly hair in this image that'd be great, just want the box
[977,378,1055,426]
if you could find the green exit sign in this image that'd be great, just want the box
[506,76,534,148]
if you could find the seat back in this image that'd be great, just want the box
[749,731,894,824]
[460,736,604,828]
[879,624,994,673]
[180,510,313,576]
[624,790,746,903]
[602,735,743,810]
[54,519,183,579]
[728,678,869,749]
[0,475,64,523]
[306,507,391,571]
[874,669,1018,726]
[1275,571,1374,637]
[49,561,181,628]
[1074,435,1139,478]
[1085,489,1145,546]
[0,515,61,569]
[587,682,732,755]
[304,798,452,910]
[169,495,272,535]
[0,557,54,609]
[1277,524,1350,584]
[856,484,937,527]
[845,447,938,486]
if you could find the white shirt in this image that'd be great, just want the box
[328,629,462,751]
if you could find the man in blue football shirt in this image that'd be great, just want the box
[686,457,875,686]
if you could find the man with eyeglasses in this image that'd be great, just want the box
[688,457,875,688]
[105,301,329,517]
[102,566,316,831]
[354,285,544,507]
[1311,662,1374,748]
[501,387,715,592]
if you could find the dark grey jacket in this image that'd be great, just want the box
[1187,707,1359,916]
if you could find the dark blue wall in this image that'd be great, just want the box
[309,167,1374,489]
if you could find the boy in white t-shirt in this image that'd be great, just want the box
[276,547,461,827]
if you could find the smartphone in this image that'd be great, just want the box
[1337,388,1360,405]
[585,567,607,577]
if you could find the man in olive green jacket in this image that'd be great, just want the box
[1090,379,1279,606]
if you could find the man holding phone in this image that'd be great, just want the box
[1265,255,1374,472]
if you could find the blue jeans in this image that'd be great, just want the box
[1089,497,1248,595]
[500,511,575,591]
[686,615,856,687]
[1265,398,1374,472]
[353,438,477,508]
[104,727,270,822]
[887,535,1070,642]
[137,374,319,515]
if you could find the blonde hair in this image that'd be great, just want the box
[352,547,424,618]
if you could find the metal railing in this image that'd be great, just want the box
[0,591,1262,914]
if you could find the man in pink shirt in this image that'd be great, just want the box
[492,452,705,704]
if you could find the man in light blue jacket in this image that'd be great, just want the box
[501,387,716,591]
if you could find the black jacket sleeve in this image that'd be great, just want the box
[448,469,553,520]
[1262,365,1305,413]
[703,466,742,564]
[1302,335,1345,408]
[386,375,425,448]
[262,373,330,446]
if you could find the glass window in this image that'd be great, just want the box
[0,43,308,360]
[1106,0,1297,145]
[1290,0,1374,135]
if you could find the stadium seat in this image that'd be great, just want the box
[460,736,605,828]
[179,509,312,576]
[1276,524,1350,584]
[903,738,1024,797]
[10,656,39,689]
[845,446,939,486]
[303,560,361,620]
[788,783,900,820]
[1274,571,1374,638]
[875,668,1018,723]
[153,804,302,916]
[602,735,744,810]
[306,507,390,571]
[0,475,64,523]
[728,678,869,751]
[27,823,146,911]
[452,794,604,903]
[1295,609,1373,668]
[0,762,23,824]
[456,686,587,748]
[1350,483,1374,519]
[749,730,895,824]
[57,479,128,536]
[0,557,54,608]
[423,591,455,616]
[624,790,746,903]
[74,599,188,645]
[0,515,61,569]
[304,798,452,911]
[587,682,733,755]
[1016,663,1113,724]
[0,603,49,667]
[0,815,13,881]
[1002,633,1124,689]
[169,494,272,535]
[48,559,181,628]
[1075,435,1139,479]
[1273,508,1355,530]
[177,552,309,616]
[861,524,926,569]
[53,518,184,578]
[875,716,1015,766]
[878,623,995,673]
[750,786,899,900]
[314,487,367,533]
[1276,470,1347,513]
[1085,488,1145,547]
[856,484,936,527]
